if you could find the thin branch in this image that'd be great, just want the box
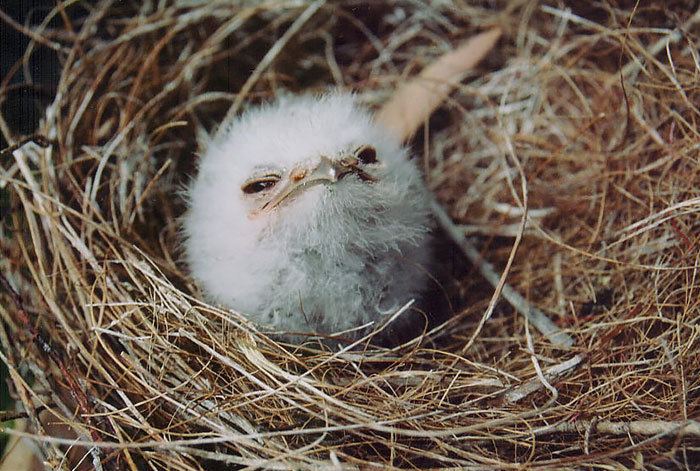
[431,200,575,348]
[505,354,584,403]
[0,135,51,160]
[533,419,700,438]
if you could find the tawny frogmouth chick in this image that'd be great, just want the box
[183,93,432,340]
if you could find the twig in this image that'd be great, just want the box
[0,134,51,160]
[504,354,584,403]
[376,28,501,142]
[532,419,700,438]
[431,200,575,348]
[522,316,559,404]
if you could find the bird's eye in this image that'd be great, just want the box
[356,145,378,164]
[241,177,279,194]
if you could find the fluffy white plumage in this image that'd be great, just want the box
[183,92,432,339]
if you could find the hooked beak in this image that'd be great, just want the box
[255,156,376,215]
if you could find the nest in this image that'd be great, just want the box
[1,1,699,469]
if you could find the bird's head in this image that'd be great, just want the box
[186,92,424,232]
[241,143,379,219]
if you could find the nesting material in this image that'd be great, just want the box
[1,1,699,469]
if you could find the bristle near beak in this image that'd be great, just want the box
[252,156,376,216]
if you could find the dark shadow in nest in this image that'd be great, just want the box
[0,1,63,140]
[375,224,479,348]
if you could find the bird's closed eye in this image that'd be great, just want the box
[356,145,378,164]
[241,176,279,194]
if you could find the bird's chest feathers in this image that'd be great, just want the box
[257,219,395,290]
[248,186,427,302]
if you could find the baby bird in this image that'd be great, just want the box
[183,92,432,340]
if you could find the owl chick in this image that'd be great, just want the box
[183,92,432,340]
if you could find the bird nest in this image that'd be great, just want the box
[1,1,699,469]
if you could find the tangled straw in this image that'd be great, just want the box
[1,1,699,469]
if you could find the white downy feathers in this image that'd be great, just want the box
[183,92,432,339]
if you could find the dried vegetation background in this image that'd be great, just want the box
[1,0,699,469]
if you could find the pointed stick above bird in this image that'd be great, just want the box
[376,28,501,142]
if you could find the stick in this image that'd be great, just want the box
[0,134,51,160]
[504,354,583,403]
[432,200,575,348]
[533,419,700,438]
[375,28,501,142]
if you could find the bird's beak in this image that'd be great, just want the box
[255,156,375,215]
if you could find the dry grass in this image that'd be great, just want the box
[1,1,699,469]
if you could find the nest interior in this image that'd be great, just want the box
[1,1,699,469]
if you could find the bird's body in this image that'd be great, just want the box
[183,93,432,339]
